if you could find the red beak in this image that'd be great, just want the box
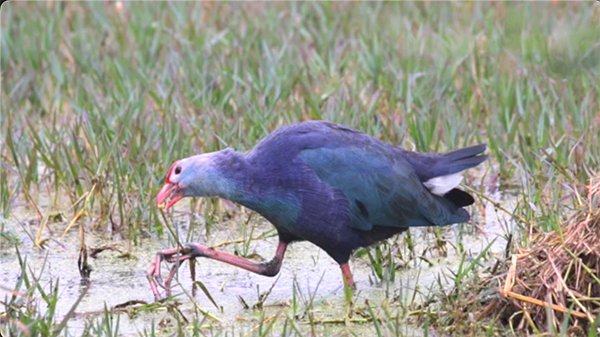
[156,183,183,209]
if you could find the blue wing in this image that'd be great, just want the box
[247,121,481,231]
[299,146,469,231]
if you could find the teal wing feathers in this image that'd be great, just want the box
[299,146,468,231]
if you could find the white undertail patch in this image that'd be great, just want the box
[424,172,464,196]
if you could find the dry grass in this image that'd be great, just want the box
[485,175,600,335]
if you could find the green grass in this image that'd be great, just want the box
[1,2,599,336]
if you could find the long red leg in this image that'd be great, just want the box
[340,262,356,289]
[148,241,288,300]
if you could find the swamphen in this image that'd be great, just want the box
[148,121,486,299]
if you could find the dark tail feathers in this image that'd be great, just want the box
[438,144,486,208]
[434,144,487,176]
[403,144,487,183]
[444,188,475,207]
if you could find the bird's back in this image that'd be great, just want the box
[247,121,370,163]
[245,121,484,232]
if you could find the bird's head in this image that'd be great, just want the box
[156,151,236,209]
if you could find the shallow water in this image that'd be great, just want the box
[0,189,516,336]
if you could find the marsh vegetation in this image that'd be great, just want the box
[1,2,599,336]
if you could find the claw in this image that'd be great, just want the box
[164,263,181,297]
[147,245,197,300]
[154,274,167,290]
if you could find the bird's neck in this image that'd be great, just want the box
[206,149,261,207]
[216,153,299,226]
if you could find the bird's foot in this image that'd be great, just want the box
[147,245,196,301]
